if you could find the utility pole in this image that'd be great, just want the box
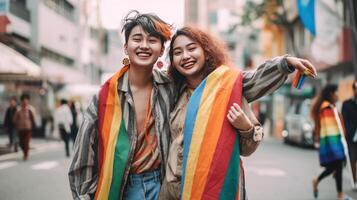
[96,0,104,84]
[347,0,357,79]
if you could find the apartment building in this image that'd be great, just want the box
[0,0,114,136]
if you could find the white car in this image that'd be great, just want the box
[282,99,314,147]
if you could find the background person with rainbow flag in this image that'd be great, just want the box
[311,84,350,200]
[159,26,317,200]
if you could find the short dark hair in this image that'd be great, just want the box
[20,93,30,101]
[60,99,68,105]
[121,10,172,45]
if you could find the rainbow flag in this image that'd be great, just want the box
[181,65,244,200]
[95,65,130,200]
[319,101,346,166]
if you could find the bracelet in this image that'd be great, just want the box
[239,125,263,142]
[239,126,255,138]
[253,126,263,142]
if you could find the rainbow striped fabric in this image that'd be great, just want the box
[181,65,244,200]
[95,66,130,200]
[319,101,346,166]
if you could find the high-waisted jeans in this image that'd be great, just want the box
[123,169,161,200]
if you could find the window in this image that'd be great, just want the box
[10,0,30,21]
[41,47,74,66]
[43,0,75,22]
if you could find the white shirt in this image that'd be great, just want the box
[54,104,73,133]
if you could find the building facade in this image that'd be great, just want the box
[0,0,117,136]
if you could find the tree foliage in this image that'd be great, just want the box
[238,0,299,54]
[240,0,288,27]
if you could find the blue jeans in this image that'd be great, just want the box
[123,169,161,200]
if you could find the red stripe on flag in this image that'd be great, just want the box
[202,70,243,198]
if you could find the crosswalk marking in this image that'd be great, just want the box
[246,167,286,177]
[0,142,62,162]
[31,161,59,170]
[255,168,286,177]
[0,161,18,170]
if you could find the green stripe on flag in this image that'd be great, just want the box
[219,137,240,200]
[108,120,130,200]
[320,134,341,146]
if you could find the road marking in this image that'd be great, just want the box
[246,167,286,177]
[0,161,18,170]
[0,142,62,162]
[255,168,286,177]
[31,161,59,170]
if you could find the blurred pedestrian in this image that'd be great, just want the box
[342,81,357,185]
[13,94,36,161]
[69,101,79,144]
[54,99,73,157]
[311,84,348,200]
[3,97,18,151]
[259,103,267,126]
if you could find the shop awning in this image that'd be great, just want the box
[57,84,100,99]
[41,59,90,84]
[0,42,41,77]
[56,84,100,107]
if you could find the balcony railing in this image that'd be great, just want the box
[9,1,30,22]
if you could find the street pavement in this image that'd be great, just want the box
[245,137,357,200]
[0,135,73,200]
[1,134,357,200]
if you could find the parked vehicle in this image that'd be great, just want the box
[282,99,314,147]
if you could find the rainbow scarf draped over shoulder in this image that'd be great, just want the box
[319,101,346,166]
[181,65,244,200]
[95,65,130,200]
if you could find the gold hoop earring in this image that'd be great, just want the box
[122,57,130,66]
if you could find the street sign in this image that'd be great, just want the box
[0,0,9,15]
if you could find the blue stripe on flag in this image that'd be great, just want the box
[181,78,207,195]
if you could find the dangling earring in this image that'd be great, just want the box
[156,60,164,69]
[122,57,130,66]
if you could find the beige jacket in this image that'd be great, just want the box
[159,89,263,200]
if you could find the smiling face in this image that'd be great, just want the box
[172,35,206,84]
[124,25,164,69]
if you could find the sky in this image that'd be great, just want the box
[100,0,185,30]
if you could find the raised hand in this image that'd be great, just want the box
[286,56,317,78]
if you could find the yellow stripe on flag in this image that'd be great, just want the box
[182,66,228,200]
[191,69,238,199]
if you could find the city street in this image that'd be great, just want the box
[1,136,357,200]
[0,0,356,199]
[0,139,73,200]
[245,137,357,200]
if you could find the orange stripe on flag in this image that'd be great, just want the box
[190,70,238,199]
